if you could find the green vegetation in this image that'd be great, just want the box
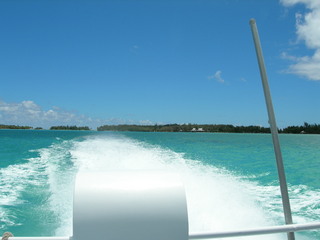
[2,122,319,133]
[97,124,271,133]
[98,122,320,134]
[0,124,90,130]
[0,124,33,129]
[280,122,320,134]
[50,125,90,130]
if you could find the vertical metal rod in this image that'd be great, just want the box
[249,19,295,240]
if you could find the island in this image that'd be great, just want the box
[97,122,320,134]
[50,125,90,130]
[0,124,33,130]
[0,124,90,130]
[97,124,271,133]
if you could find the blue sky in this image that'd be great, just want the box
[1,0,320,129]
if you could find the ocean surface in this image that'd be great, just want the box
[0,130,319,239]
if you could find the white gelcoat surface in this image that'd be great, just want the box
[73,171,188,240]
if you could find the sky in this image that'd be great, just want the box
[1,0,320,129]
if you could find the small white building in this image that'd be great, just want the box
[191,128,204,132]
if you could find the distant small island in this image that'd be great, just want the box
[50,125,90,130]
[0,124,33,130]
[0,124,90,131]
[97,122,320,134]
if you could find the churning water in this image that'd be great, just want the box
[0,130,319,239]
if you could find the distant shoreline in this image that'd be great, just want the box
[2,122,320,134]
[97,122,320,134]
[0,125,90,131]
[0,124,34,130]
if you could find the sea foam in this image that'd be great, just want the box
[63,134,285,239]
[2,133,317,239]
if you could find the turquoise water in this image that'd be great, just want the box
[0,130,319,239]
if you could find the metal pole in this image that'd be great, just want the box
[189,221,320,239]
[8,223,320,240]
[6,221,320,240]
[10,238,70,240]
[249,19,294,240]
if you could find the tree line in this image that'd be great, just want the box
[2,122,320,133]
[98,122,320,134]
[97,124,271,133]
[0,124,33,129]
[0,124,90,130]
[279,122,320,134]
[50,125,90,130]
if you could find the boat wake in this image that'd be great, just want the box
[1,133,318,239]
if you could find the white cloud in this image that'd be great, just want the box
[295,11,320,49]
[208,70,225,83]
[281,0,320,9]
[282,50,320,80]
[281,0,320,80]
[139,119,154,125]
[0,100,105,129]
[0,100,155,129]
[130,45,139,54]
